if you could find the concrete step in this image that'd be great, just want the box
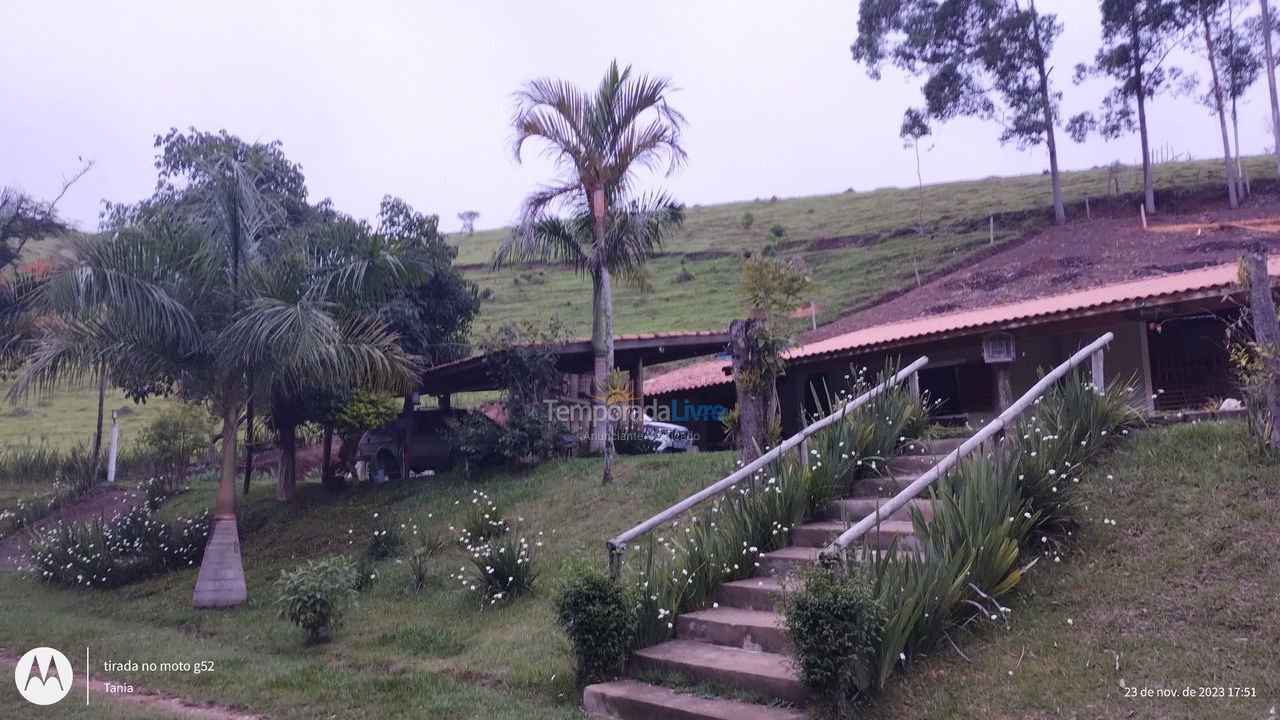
[789,519,919,551]
[826,496,936,524]
[583,679,805,720]
[899,436,966,456]
[754,546,822,576]
[885,454,944,474]
[677,607,790,654]
[716,576,789,612]
[630,640,807,706]
[851,471,921,498]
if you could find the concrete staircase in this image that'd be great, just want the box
[583,437,962,720]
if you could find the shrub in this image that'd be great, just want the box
[782,568,884,709]
[454,532,538,605]
[406,526,446,594]
[556,569,637,685]
[139,403,214,485]
[28,501,210,588]
[365,512,406,560]
[276,556,360,642]
[453,489,508,545]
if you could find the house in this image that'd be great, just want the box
[646,258,1280,448]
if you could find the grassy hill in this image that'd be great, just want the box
[457,156,1277,336]
[0,422,1272,719]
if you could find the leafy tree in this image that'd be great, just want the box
[1262,0,1280,181]
[740,212,755,230]
[506,61,686,483]
[1069,0,1186,215]
[769,223,787,241]
[14,129,418,607]
[1184,0,1243,208]
[852,0,1070,224]
[457,210,480,235]
[731,256,814,460]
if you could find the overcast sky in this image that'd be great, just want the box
[2,0,1277,234]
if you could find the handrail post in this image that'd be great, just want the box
[1091,348,1105,394]
[607,542,622,580]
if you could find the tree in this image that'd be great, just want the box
[1070,0,1186,215]
[852,0,1070,224]
[1257,0,1280,184]
[1217,2,1266,194]
[902,108,932,286]
[507,61,686,483]
[730,255,813,462]
[1185,0,1242,208]
[457,210,480,235]
[14,129,418,607]
[493,193,683,466]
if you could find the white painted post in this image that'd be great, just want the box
[106,410,119,484]
[1091,350,1105,394]
[989,216,994,245]
[908,371,920,401]
[1140,204,1148,230]
[1085,197,1091,220]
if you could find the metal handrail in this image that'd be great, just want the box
[820,331,1114,560]
[607,355,930,577]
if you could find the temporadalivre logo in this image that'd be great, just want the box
[14,647,73,706]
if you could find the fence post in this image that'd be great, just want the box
[1091,349,1105,393]
[106,410,120,484]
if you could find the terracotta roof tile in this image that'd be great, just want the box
[645,258,1279,396]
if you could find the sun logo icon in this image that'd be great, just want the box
[591,374,635,406]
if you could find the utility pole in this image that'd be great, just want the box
[1263,0,1280,183]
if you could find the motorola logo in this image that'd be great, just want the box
[13,647,73,705]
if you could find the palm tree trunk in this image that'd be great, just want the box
[275,407,297,502]
[321,423,337,490]
[1030,0,1065,225]
[588,271,607,456]
[192,388,247,607]
[1203,9,1240,209]
[91,366,106,478]
[1262,0,1280,183]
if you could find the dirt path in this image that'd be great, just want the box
[0,649,263,719]
[0,484,146,571]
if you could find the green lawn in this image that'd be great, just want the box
[0,379,179,454]
[0,450,734,720]
[859,421,1279,720]
[458,156,1277,336]
[0,424,1274,719]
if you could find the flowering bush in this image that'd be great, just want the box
[364,511,406,560]
[556,569,637,685]
[28,496,210,588]
[452,530,539,605]
[275,555,360,642]
[452,490,508,545]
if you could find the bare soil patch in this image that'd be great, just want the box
[803,196,1280,342]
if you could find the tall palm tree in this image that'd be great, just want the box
[508,61,686,482]
[14,130,418,607]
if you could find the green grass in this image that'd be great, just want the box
[859,421,1279,720]
[458,156,1277,336]
[0,450,734,720]
[0,379,179,454]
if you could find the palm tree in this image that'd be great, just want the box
[13,130,418,607]
[508,61,686,482]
